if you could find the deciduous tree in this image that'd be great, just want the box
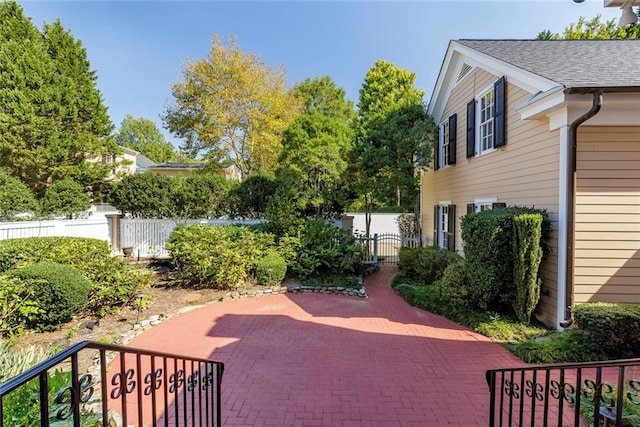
[115,115,177,163]
[273,77,355,219]
[163,35,300,177]
[354,60,434,236]
[537,13,640,39]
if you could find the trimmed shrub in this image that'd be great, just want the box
[439,262,471,307]
[0,236,107,272]
[6,262,90,331]
[573,302,640,358]
[255,251,287,286]
[461,206,550,312]
[0,237,152,315]
[0,170,37,220]
[398,246,462,285]
[291,219,364,279]
[512,214,543,323]
[167,225,275,289]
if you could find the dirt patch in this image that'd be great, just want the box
[12,260,238,353]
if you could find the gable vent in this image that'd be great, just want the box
[456,63,472,83]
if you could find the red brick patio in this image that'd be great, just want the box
[128,266,524,426]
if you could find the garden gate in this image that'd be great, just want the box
[360,233,423,265]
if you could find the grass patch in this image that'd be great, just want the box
[392,273,599,363]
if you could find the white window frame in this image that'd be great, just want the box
[438,120,450,169]
[473,197,497,213]
[476,84,496,156]
[437,202,451,249]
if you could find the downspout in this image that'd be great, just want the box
[560,90,602,328]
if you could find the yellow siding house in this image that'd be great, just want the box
[423,39,640,329]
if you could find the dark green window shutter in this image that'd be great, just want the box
[494,76,506,148]
[433,205,438,246]
[492,202,506,209]
[466,100,475,158]
[467,203,475,214]
[434,125,440,171]
[449,114,457,165]
[447,204,456,252]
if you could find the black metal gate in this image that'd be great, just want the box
[361,233,422,265]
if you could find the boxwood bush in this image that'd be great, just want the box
[255,251,287,286]
[0,237,151,316]
[573,302,640,358]
[6,262,91,331]
[398,246,462,285]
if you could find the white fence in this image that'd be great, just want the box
[120,218,266,259]
[0,218,110,242]
[347,213,401,236]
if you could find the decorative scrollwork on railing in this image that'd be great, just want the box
[504,380,520,399]
[169,370,184,393]
[525,380,544,401]
[111,369,136,399]
[144,369,163,395]
[628,380,640,405]
[202,371,214,390]
[550,380,576,405]
[54,374,94,420]
[187,370,200,392]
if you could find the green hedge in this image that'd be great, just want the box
[6,262,91,331]
[255,251,287,286]
[398,246,462,285]
[573,302,640,358]
[0,237,151,316]
[167,225,275,289]
[460,207,550,312]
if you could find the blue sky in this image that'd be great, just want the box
[21,1,620,149]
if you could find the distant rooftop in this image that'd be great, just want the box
[149,162,206,170]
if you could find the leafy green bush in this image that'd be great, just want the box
[512,213,543,323]
[439,262,471,307]
[573,302,640,358]
[171,174,232,218]
[0,274,41,337]
[291,219,363,279]
[167,225,275,289]
[0,237,152,316]
[109,172,175,218]
[0,169,37,220]
[6,262,91,331]
[510,330,604,363]
[228,174,277,219]
[461,206,550,312]
[398,246,462,284]
[255,251,287,286]
[40,179,90,219]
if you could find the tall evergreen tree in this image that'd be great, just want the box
[0,1,117,197]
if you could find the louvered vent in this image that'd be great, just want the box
[456,63,472,83]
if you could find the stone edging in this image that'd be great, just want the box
[220,276,368,301]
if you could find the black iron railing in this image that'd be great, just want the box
[487,358,640,427]
[0,340,224,426]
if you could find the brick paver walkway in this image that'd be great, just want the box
[128,267,524,426]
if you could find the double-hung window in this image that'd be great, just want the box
[466,76,506,158]
[435,114,457,170]
[433,203,456,251]
[479,89,495,154]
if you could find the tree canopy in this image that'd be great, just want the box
[41,178,90,219]
[115,115,177,163]
[537,13,640,39]
[163,35,301,177]
[353,60,434,234]
[0,2,117,196]
[272,76,355,219]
